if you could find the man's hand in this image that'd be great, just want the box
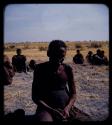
[38,100,64,117]
[62,106,70,119]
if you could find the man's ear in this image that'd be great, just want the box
[47,50,50,57]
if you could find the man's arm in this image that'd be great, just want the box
[63,66,76,118]
[38,100,64,117]
[3,55,15,85]
[32,65,65,119]
[32,65,40,104]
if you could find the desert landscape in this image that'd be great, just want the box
[4,41,109,121]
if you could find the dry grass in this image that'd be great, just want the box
[4,41,109,63]
[4,63,109,121]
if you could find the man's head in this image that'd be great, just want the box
[47,40,67,64]
[101,50,104,54]
[88,51,93,55]
[76,49,80,54]
[29,60,36,70]
[16,49,21,55]
[3,55,11,67]
[4,55,10,64]
[96,49,101,56]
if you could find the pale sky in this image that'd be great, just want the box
[4,4,109,43]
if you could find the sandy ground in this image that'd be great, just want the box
[4,62,109,121]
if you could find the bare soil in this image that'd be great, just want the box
[4,62,109,121]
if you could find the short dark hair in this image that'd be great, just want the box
[88,51,93,55]
[77,49,80,53]
[47,40,67,57]
[16,48,21,52]
[96,49,101,53]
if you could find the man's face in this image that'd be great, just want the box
[4,55,10,63]
[17,50,21,55]
[50,47,67,64]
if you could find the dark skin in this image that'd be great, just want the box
[49,47,76,118]
[12,49,26,72]
[32,46,76,121]
[3,55,15,85]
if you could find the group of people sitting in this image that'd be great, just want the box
[73,49,108,65]
[11,48,36,73]
[3,40,109,122]
[3,40,77,122]
[3,49,36,86]
[3,48,108,83]
[11,48,109,74]
[3,48,108,85]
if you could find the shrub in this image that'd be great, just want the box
[90,42,102,48]
[75,43,82,49]
[9,45,15,49]
[38,46,48,51]
[23,44,29,49]
[4,45,16,51]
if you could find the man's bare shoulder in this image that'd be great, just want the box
[35,61,49,69]
[63,63,72,70]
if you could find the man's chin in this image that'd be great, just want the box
[56,59,64,64]
[50,58,64,64]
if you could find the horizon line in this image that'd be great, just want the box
[4,40,109,44]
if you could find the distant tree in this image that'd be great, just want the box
[9,45,15,49]
[75,43,82,49]
[90,42,102,48]
[38,46,48,51]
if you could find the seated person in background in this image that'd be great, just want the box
[3,55,15,85]
[5,109,25,121]
[32,40,76,121]
[73,50,84,64]
[27,59,36,72]
[86,51,93,64]
[92,49,103,65]
[100,50,109,65]
[12,49,26,73]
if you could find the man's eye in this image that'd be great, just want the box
[59,49,64,53]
